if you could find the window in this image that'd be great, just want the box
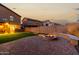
[10,16,14,21]
[46,24,48,26]
[2,18,8,21]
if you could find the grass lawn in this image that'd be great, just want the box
[0,32,36,44]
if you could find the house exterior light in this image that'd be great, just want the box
[4,23,15,34]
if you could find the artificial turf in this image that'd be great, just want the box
[0,32,35,44]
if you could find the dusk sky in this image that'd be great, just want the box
[3,3,79,24]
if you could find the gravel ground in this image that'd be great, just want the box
[0,36,78,55]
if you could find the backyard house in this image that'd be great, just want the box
[21,17,43,28]
[24,19,66,34]
[0,4,21,33]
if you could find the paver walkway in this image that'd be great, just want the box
[0,36,78,55]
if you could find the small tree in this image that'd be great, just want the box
[66,23,79,36]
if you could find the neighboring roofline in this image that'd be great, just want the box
[23,17,43,23]
[0,4,21,17]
